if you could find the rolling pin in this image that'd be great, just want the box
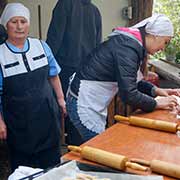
[131,158,180,179]
[114,115,180,133]
[68,145,147,171]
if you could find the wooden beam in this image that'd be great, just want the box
[129,0,153,26]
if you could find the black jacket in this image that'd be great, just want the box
[46,0,102,69]
[71,33,156,112]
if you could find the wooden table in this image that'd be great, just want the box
[63,109,180,180]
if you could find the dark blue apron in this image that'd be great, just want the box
[2,53,60,154]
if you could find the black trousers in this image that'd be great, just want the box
[9,146,60,172]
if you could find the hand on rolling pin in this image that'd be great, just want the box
[155,95,177,110]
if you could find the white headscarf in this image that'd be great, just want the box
[131,14,174,37]
[0,3,30,28]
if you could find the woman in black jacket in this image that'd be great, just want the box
[66,14,179,145]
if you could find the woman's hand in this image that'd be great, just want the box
[154,87,180,97]
[155,96,178,110]
[164,88,180,97]
[57,98,67,117]
[154,87,169,97]
[0,114,7,140]
[49,75,67,116]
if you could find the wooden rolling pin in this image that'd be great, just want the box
[68,145,147,171]
[114,115,180,133]
[131,158,180,179]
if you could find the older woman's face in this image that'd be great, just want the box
[6,16,29,41]
[147,35,171,55]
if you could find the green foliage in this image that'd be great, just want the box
[153,0,180,62]
[175,51,180,64]
[153,0,180,33]
[164,34,180,54]
[164,43,176,55]
[171,33,180,52]
[153,51,164,60]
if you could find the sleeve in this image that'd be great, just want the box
[114,43,156,112]
[0,69,3,112]
[94,6,102,45]
[41,41,61,76]
[46,0,70,56]
[137,80,156,97]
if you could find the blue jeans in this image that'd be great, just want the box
[66,93,98,145]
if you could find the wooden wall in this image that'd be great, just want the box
[128,0,154,26]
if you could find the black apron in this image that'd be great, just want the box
[2,60,60,154]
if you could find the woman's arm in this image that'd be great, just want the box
[0,69,6,140]
[114,41,178,112]
[156,88,180,97]
[40,40,66,115]
[0,113,6,140]
[49,75,67,116]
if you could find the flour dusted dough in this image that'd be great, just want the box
[63,173,110,180]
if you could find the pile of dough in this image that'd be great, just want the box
[63,173,110,180]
